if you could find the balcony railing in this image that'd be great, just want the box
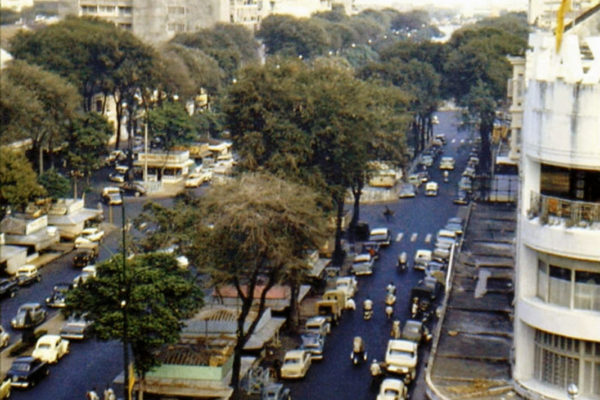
[529,191,600,227]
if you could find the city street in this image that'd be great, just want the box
[1,111,473,399]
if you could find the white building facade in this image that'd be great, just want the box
[513,26,600,400]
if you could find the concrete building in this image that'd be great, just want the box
[528,0,599,28]
[60,0,341,44]
[46,198,103,240]
[1,0,33,11]
[513,8,600,400]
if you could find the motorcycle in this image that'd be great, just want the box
[385,292,396,306]
[390,320,401,339]
[370,359,383,388]
[385,305,394,320]
[350,336,368,365]
[397,252,408,272]
[386,283,396,296]
[443,170,449,183]
[363,299,373,320]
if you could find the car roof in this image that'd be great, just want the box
[381,378,405,391]
[388,339,418,351]
[37,334,61,342]
[354,253,372,261]
[285,349,306,357]
[18,264,36,270]
[370,228,389,235]
[415,249,432,255]
[20,302,41,308]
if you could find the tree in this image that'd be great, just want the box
[3,60,80,173]
[192,173,327,398]
[258,15,331,59]
[0,148,46,218]
[65,253,203,398]
[38,169,71,199]
[62,112,113,196]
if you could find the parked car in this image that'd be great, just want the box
[407,174,421,188]
[458,176,473,193]
[261,383,291,400]
[369,227,392,247]
[453,189,470,205]
[424,181,438,196]
[108,172,125,183]
[351,253,375,276]
[300,332,325,361]
[401,319,432,345]
[420,154,434,168]
[106,192,123,206]
[45,282,72,308]
[15,265,41,286]
[376,378,408,400]
[462,166,476,178]
[398,183,417,198]
[104,150,126,165]
[119,181,146,197]
[73,265,96,288]
[413,250,432,270]
[355,241,380,259]
[114,164,129,174]
[11,303,47,329]
[60,314,92,340]
[335,276,358,299]
[304,316,330,337]
[6,356,49,389]
[384,339,418,383]
[74,228,104,249]
[0,325,10,348]
[0,278,18,299]
[32,334,69,364]
[185,171,212,188]
[444,222,464,236]
[280,350,312,379]
[72,248,98,268]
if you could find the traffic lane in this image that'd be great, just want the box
[9,339,122,400]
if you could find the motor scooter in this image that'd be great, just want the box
[443,170,449,183]
[363,299,373,320]
[390,320,401,339]
[370,359,383,388]
[397,252,407,272]
[350,336,368,365]
[385,305,394,320]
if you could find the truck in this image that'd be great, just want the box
[315,289,346,325]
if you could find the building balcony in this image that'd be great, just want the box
[524,192,600,260]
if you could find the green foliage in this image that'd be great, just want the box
[65,253,203,376]
[63,112,112,178]
[0,148,46,216]
[38,168,71,199]
[258,15,331,59]
[148,101,196,150]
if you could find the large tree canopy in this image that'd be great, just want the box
[0,148,46,217]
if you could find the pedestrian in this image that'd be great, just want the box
[86,387,99,400]
[103,386,116,400]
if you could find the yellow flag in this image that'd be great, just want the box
[128,363,135,399]
[555,0,572,52]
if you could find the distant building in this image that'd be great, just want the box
[513,5,600,400]
[1,0,33,12]
[58,0,344,44]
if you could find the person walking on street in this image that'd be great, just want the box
[103,386,116,400]
[86,387,99,400]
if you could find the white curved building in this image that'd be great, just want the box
[513,18,600,400]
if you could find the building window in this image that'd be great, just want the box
[167,23,185,32]
[119,23,132,30]
[168,6,185,14]
[537,257,600,312]
[99,5,115,13]
[534,330,600,396]
[118,6,132,15]
[80,5,97,14]
[95,100,103,113]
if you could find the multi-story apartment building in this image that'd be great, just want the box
[58,0,341,44]
[528,0,599,28]
[513,6,600,400]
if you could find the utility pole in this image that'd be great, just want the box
[144,122,148,185]
[120,191,131,400]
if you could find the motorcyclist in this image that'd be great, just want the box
[385,304,394,320]
[363,297,374,320]
[411,297,419,318]
[386,281,396,295]
[391,320,401,339]
[370,358,382,383]
[443,170,449,182]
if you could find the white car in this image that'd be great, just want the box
[369,227,392,247]
[414,249,432,270]
[0,325,9,348]
[108,172,125,183]
[73,265,97,287]
[74,228,104,248]
[351,253,375,276]
[280,349,312,379]
[335,276,358,298]
[376,378,408,400]
[185,171,212,188]
[384,339,418,382]
[424,182,438,196]
[439,156,455,170]
[304,316,331,336]
[32,334,69,364]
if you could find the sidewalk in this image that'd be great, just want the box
[425,203,522,400]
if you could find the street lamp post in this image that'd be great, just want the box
[567,383,579,400]
[120,191,131,400]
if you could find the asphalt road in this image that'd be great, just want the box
[284,111,474,400]
[1,110,473,399]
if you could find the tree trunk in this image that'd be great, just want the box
[332,194,345,266]
[350,185,362,239]
[288,280,300,332]
[38,145,44,175]
[73,176,78,199]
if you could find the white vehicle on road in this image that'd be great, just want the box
[74,228,104,248]
[32,334,70,364]
[384,339,418,383]
[413,249,432,270]
[280,349,312,379]
[376,378,408,400]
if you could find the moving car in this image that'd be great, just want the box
[73,265,96,288]
[108,172,125,183]
[413,250,432,270]
[369,227,392,247]
[425,181,438,196]
[0,325,9,348]
[453,189,469,205]
[335,276,358,298]
[401,319,432,345]
[74,227,104,249]
[458,176,473,193]
[280,350,312,379]
[439,156,455,170]
[119,181,146,197]
[351,253,375,276]
[420,154,434,168]
[45,282,72,308]
[11,303,47,329]
[15,265,41,286]
[72,248,98,268]
[398,183,417,198]
[185,171,212,188]
[384,339,418,383]
[60,314,92,340]
[32,335,69,364]
[6,356,49,389]
[0,278,18,299]
[376,378,408,400]
[104,150,126,165]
